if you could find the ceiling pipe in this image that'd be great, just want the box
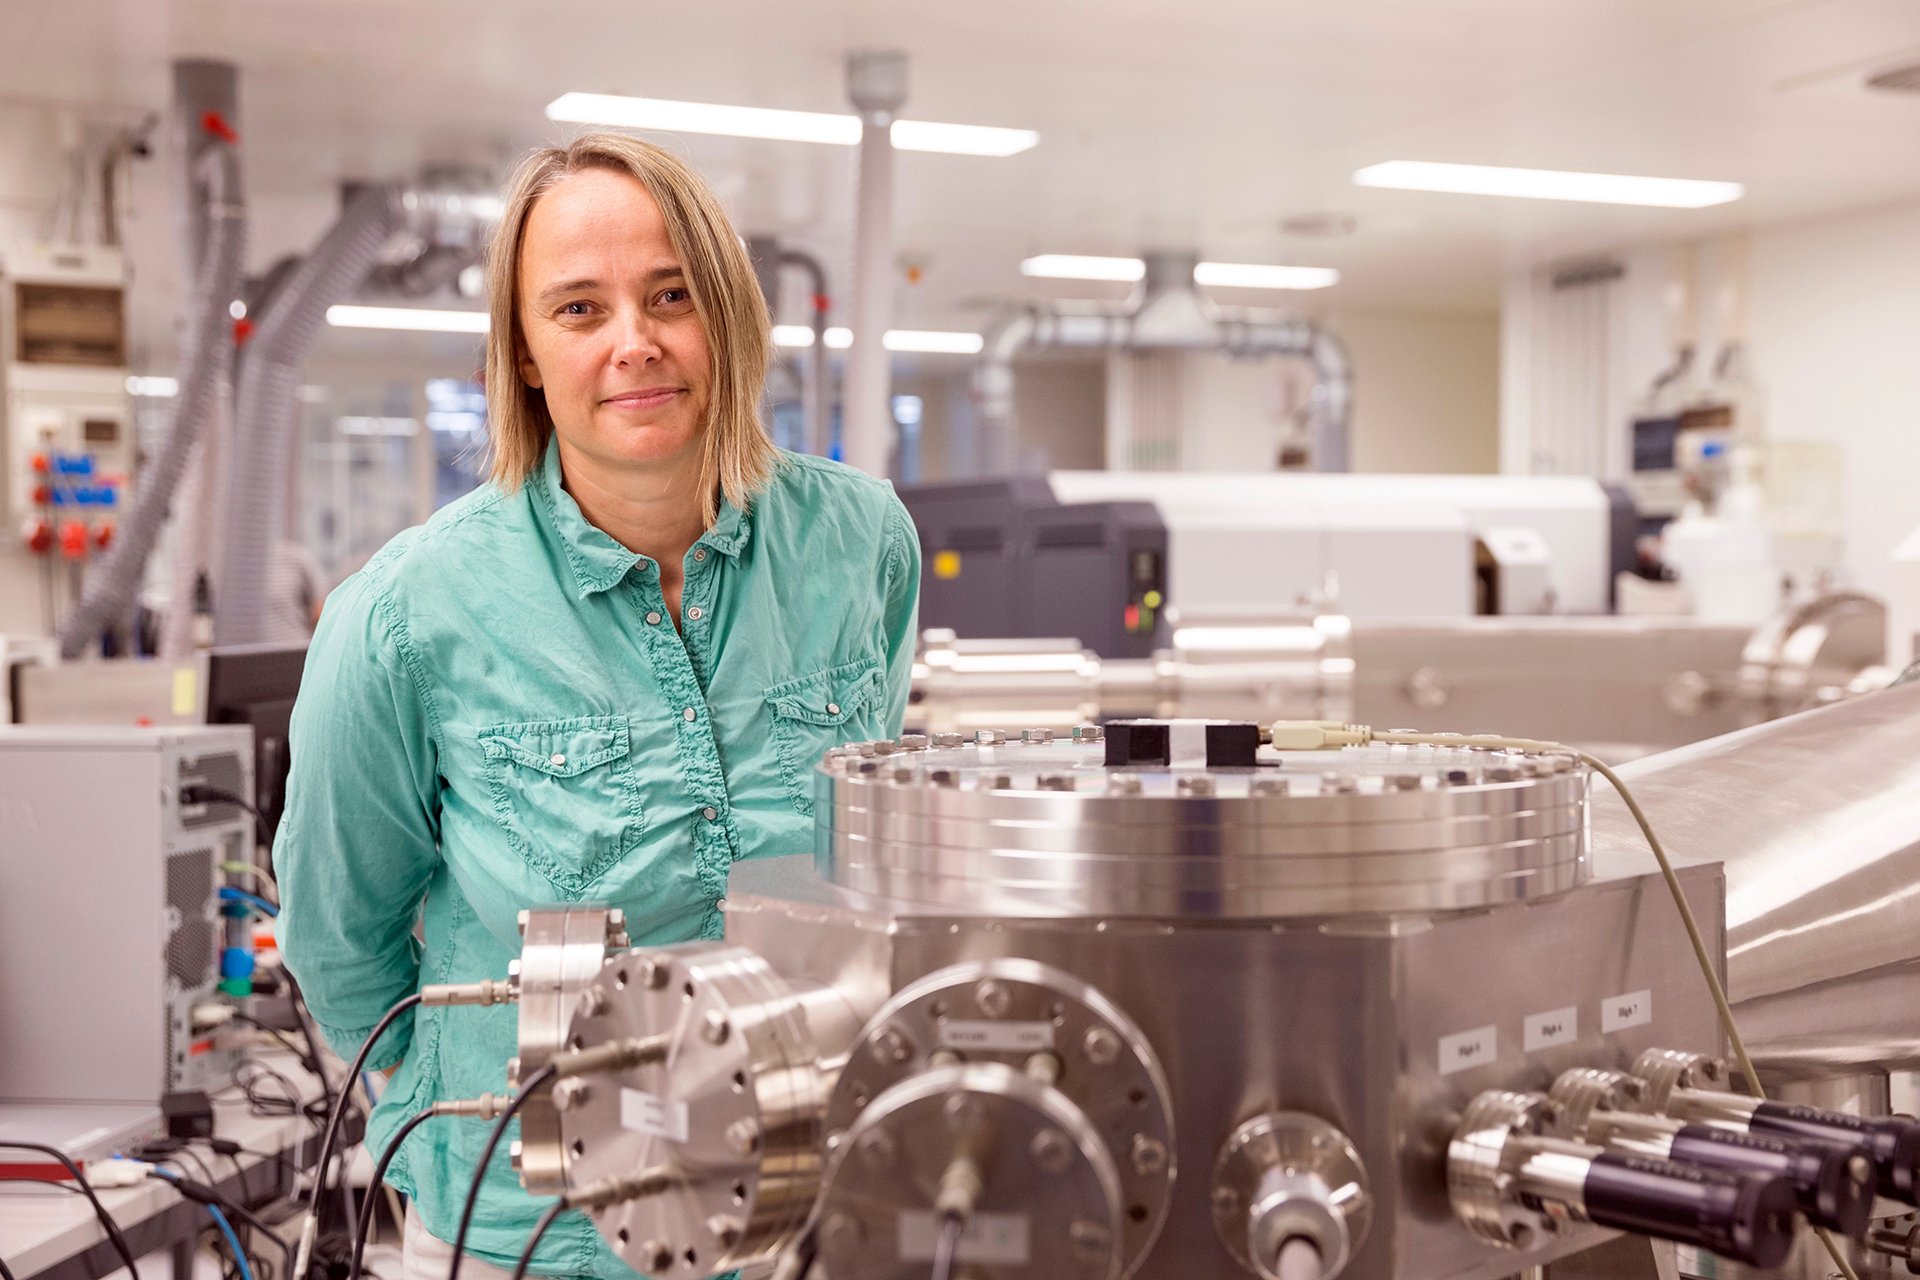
[842,49,907,477]
[976,250,1352,473]
[57,60,245,658]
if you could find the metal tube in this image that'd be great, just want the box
[779,248,832,457]
[841,51,906,478]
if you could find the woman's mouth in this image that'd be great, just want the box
[604,387,681,410]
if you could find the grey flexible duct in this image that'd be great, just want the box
[213,183,400,646]
[57,140,244,658]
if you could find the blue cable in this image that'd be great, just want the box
[150,1169,255,1280]
[218,887,279,917]
[205,1202,256,1280]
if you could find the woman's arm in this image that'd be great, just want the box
[879,500,923,734]
[273,573,443,1071]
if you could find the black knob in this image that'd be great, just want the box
[1749,1101,1920,1204]
[1669,1124,1875,1237]
[1582,1152,1798,1269]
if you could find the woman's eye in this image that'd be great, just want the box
[658,288,691,307]
[559,301,592,316]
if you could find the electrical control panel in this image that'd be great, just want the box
[2,243,133,562]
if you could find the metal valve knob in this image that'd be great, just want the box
[1212,1113,1370,1280]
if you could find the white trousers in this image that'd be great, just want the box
[402,1205,523,1280]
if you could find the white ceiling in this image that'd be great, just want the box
[8,0,1920,326]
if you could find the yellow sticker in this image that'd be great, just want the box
[171,666,197,717]
[933,550,962,580]
[1143,590,1162,608]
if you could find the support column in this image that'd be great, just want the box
[842,50,906,477]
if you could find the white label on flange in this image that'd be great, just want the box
[1602,990,1653,1033]
[1524,1006,1578,1052]
[938,1020,1055,1052]
[898,1211,1030,1264]
[619,1088,689,1143]
[1439,1025,1497,1074]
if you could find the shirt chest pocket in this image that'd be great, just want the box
[764,657,885,817]
[478,716,645,895]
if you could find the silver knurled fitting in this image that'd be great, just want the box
[564,1165,675,1210]
[421,976,518,1007]
[434,1093,510,1120]
[553,1033,673,1079]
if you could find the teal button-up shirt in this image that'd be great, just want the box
[274,440,918,1277]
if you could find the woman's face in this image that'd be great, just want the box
[515,168,712,475]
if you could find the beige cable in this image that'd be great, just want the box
[1269,723,1863,1280]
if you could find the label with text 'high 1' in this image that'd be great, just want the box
[1439,1025,1498,1074]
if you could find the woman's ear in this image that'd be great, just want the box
[516,330,543,389]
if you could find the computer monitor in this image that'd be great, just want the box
[204,644,308,845]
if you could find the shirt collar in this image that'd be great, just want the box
[530,436,753,599]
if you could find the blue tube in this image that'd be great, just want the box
[218,887,279,917]
[205,1202,256,1280]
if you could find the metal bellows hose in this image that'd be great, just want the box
[213,183,400,645]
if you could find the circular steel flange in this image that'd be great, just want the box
[1446,1090,1561,1252]
[1212,1112,1370,1280]
[556,943,841,1276]
[514,903,627,1194]
[826,958,1175,1278]
[817,1061,1125,1280]
[816,738,1589,918]
[1546,1068,1649,1140]
[1629,1048,1728,1112]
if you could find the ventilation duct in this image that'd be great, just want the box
[977,250,1352,473]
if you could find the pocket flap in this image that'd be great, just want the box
[764,659,883,727]
[479,716,631,776]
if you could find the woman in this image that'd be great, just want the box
[275,133,919,1279]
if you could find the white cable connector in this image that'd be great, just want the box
[1265,721,1375,750]
[91,1157,154,1187]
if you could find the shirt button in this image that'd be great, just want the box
[702,806,717,821]
[827,702,840,715]
[549,753,566,767]
[683,707,698,722]
[687,606,703,621]
[646,611,662,625]
[693,549,706,562]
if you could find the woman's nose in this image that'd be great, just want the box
[611,308,663,366]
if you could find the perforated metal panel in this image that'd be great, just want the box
[165,849,215,988]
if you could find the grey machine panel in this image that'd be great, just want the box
[0,724,251,1104]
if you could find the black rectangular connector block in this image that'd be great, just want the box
[1103,720,1261,768]
[162,1089,215,1139]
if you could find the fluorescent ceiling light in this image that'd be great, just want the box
[545,93,1036,157]
[326,305,490,333]
[126,375,178,397]
[1194,262,1339,290]
[773,326,983,354]
[883,329,984,354]
[1352,160,1743,208]
[337,416,421,437]
[1023,255,1337,290]
[1021,254,1145,282]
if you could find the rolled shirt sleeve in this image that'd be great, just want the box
[273,568,444,1071]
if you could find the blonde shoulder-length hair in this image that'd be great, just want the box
[485,132,776,525]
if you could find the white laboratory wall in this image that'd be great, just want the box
[1501,199,1920,661]
[1746,200,1920,664]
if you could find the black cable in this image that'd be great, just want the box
[510,1199,569,1280]
[225,1009,319,1065]
[180,783,274,851]
[149,1168,295,1280]
[0,1142,141,1280]
[446,1064,558,1280]
[349,1106,442,1280]
[300,991,418,1267]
